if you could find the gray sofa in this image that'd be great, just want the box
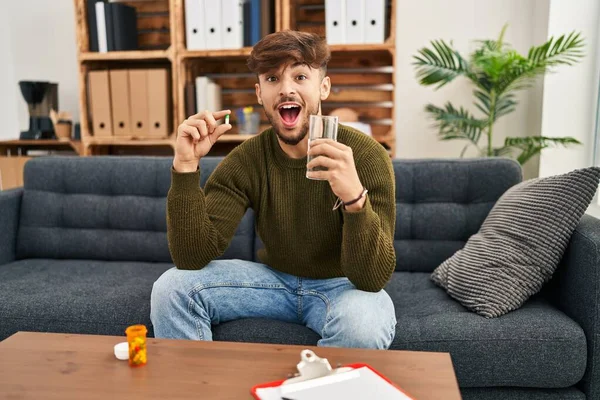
[0,156,598,400]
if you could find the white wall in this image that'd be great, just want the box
[394,0,550,179]
[539,0,600,176]
[538,0,600,217]
[0,1,79,140]
[0,2,20,139]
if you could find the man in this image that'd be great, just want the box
[151,30,397,349]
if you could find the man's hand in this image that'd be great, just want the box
[306,139,366,211]
[173,110,232,173]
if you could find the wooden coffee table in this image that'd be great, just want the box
[0,332,461,399]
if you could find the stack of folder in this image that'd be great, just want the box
[185,0,274,50]
[87,69,171,138]
[325,0,387,45]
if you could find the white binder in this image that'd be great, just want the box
[345,0,365,44]
[325,0,346,45]
[95,2,108,53]
[221,0,244,49]
[363,0,385,44]
[204,0,222,49]
[185,0,206,50]
[196,77,222,113]
[195,76,209,113]
[207,79,222,113]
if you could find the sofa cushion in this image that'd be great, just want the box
[0,259,173,341]
[16,157,256,263]
[386,272,587,388]
[393,159,522,272]
[431,167,600,318]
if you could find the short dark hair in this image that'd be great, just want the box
[247,30,331,76]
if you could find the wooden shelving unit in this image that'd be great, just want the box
[78,49,171,62]
[0,140,83,156]
[73,0,397,156]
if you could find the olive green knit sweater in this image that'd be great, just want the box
[167,125,396,292]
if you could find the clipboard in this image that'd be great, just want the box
[250,350,414,400]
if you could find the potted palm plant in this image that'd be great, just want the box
[413,25,584,165]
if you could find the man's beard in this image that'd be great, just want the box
[265,102,320,146]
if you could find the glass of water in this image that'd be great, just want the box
[306,115,339,180]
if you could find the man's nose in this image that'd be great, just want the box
[279,78,297,96]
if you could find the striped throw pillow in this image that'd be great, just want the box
[431,166,600,318]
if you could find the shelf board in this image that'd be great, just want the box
[79,50,169,62]
[329,43,395,53]
[180,44,393,60]
[0,139,83,155]
[0,139,77,146]
[82,134,255,146]
[83,137,175,146]
[180,47,253,59]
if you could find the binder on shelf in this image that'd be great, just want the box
[195,76,209,114]
[195,77,222,114]
[345,0,365,44]
[104,3,116,51]
[221,0,244,49]
[325,0,346,45]
[111,3,138,51]
[87,0,106,52]
[109,70,131,136]
[185,0,206,50]
[95,2,109,53]
[249,0,261,45]
[204,0,222,50]
[88,70,113,137]
[207,80,222,113]
[128,69,149,136]
[243,0,252,46]
[363,0,385,44]
[147,69,170,138]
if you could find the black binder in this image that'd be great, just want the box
[111,3,138,51]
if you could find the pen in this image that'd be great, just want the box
[281,397,295,400]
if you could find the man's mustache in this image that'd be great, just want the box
[274,97,304,110]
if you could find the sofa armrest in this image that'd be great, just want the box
[0,188,23,266]
[547,214,600,398]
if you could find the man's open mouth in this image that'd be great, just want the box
[278,102,302,128]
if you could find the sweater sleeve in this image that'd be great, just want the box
[166,151,252,270]
[340,146,396,292]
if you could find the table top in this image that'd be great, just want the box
[0,332,461,400]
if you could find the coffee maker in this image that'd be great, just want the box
[19,81,59,140]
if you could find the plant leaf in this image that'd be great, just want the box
[528,31,585,67]
[425,103,487,146]
[503,136,582,164]
[492,146,514,157]
[473,90,517,121]
[497,31,585,94]
[413,40,470,89]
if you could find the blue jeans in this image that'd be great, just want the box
[150,260,397,349]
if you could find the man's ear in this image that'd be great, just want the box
[255,83,263,105]
[320,76,331,101]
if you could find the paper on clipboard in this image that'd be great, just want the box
[254,366,413,400]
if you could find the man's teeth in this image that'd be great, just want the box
[280,105,299,109]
